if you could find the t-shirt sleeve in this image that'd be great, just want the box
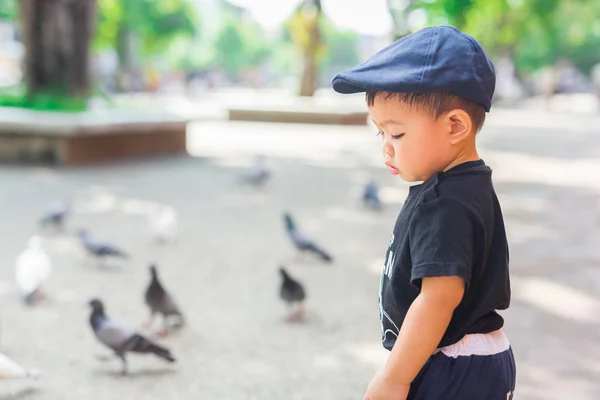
[408,197,478,290]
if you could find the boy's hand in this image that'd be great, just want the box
[363,368,410,400]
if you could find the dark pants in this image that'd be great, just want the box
[408,347,516,400]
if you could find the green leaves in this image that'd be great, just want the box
[95,0,199,57]
[401,0,600,74]
[0,0,16,20]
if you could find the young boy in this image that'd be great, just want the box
[332,26,516,399]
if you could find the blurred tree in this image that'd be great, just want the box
[0,0,16,20]
[412,0,475,30]
[95,0,198,90]
[214,22,246,76]
[19,0,96,100]
[387,0,414,40]
[210,5,271,81]
[287,0,324,96]
[461,0,562,72]
[319,21,359,84]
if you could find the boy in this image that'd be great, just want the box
[332,26,516,399]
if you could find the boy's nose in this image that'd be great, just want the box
[383,141,395,157]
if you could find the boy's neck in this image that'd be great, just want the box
[442,147,480,173]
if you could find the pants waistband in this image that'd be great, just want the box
[434,330,510,358]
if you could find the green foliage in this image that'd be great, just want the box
[138,0,198,55]
[0,0,16,20]
[210,10,272,77]
[407,0,600,74]
[319,20,360,72]
[94,0,199,58]
[0,87,87,112]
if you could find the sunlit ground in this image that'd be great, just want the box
[1,115,600,399]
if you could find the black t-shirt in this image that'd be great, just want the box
[379,159,510,351]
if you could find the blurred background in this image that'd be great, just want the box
[2,0,600,108]
[1,0,600,399]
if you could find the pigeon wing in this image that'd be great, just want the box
[95,319,135,351]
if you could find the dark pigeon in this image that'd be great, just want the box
[78,229,129,265]
[144,264,184,336]
[88,298,175,375]
[363,180,382,211]
[283,212,333,263]
[39,200,70,232]
[279,266,306,322]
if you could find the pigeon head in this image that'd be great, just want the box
[279,266,290,280]
[89,298,105,314]
[283,213,294,230]
[149,264,158,278]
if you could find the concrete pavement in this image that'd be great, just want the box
[0,116,599,399]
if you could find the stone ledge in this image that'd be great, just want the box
[225,95,368,125]
[228,107,368,125]
[0,107,188,165]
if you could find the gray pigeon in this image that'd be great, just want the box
[279,266,306,322]
[363,180,382,211]
[39,200,70,232]
[88,298,175,375]
[144,264,184,336]
[78,229,129,265]
[283,212,333,263]
[239,155,271,187]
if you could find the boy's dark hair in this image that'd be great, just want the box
[366,90,487,133]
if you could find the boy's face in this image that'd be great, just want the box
[369,97,458,182]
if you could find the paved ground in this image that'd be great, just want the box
[1,114,600,399]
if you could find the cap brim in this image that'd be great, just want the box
[331,76,368,94]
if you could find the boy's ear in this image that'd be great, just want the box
[445,109,472,144]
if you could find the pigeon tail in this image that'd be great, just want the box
[305,243,333,263]
[23,291,38,305]
[127,334,176,362]
[112,249,129,259]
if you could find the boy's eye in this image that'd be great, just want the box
[376,132,404,139]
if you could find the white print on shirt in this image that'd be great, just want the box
[379,233,400,342]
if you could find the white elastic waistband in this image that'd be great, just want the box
[434,330,510,358]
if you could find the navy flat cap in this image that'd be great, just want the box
[331,25,496,112]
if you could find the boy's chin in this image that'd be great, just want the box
[397,171,419,183]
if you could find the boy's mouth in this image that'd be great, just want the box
[385,162,399,175]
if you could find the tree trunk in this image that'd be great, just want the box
[298,0,322,97]
[387,0,412,41]
[116,24,143,92]
[20,0,96,99]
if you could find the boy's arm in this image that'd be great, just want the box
[383,275,464,385]
[365,198,475,400]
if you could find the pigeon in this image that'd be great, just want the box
[149,205,178,244]
[88,298,175,375]
[0,353,38,379]
[363,180,382,211]
[279,266,306,322]
[239,155,271,187]
[78,229,129,265]
[283,212,333,263]
[15,236,52,305]
[39,200,70,232]
[144,264,184,336]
